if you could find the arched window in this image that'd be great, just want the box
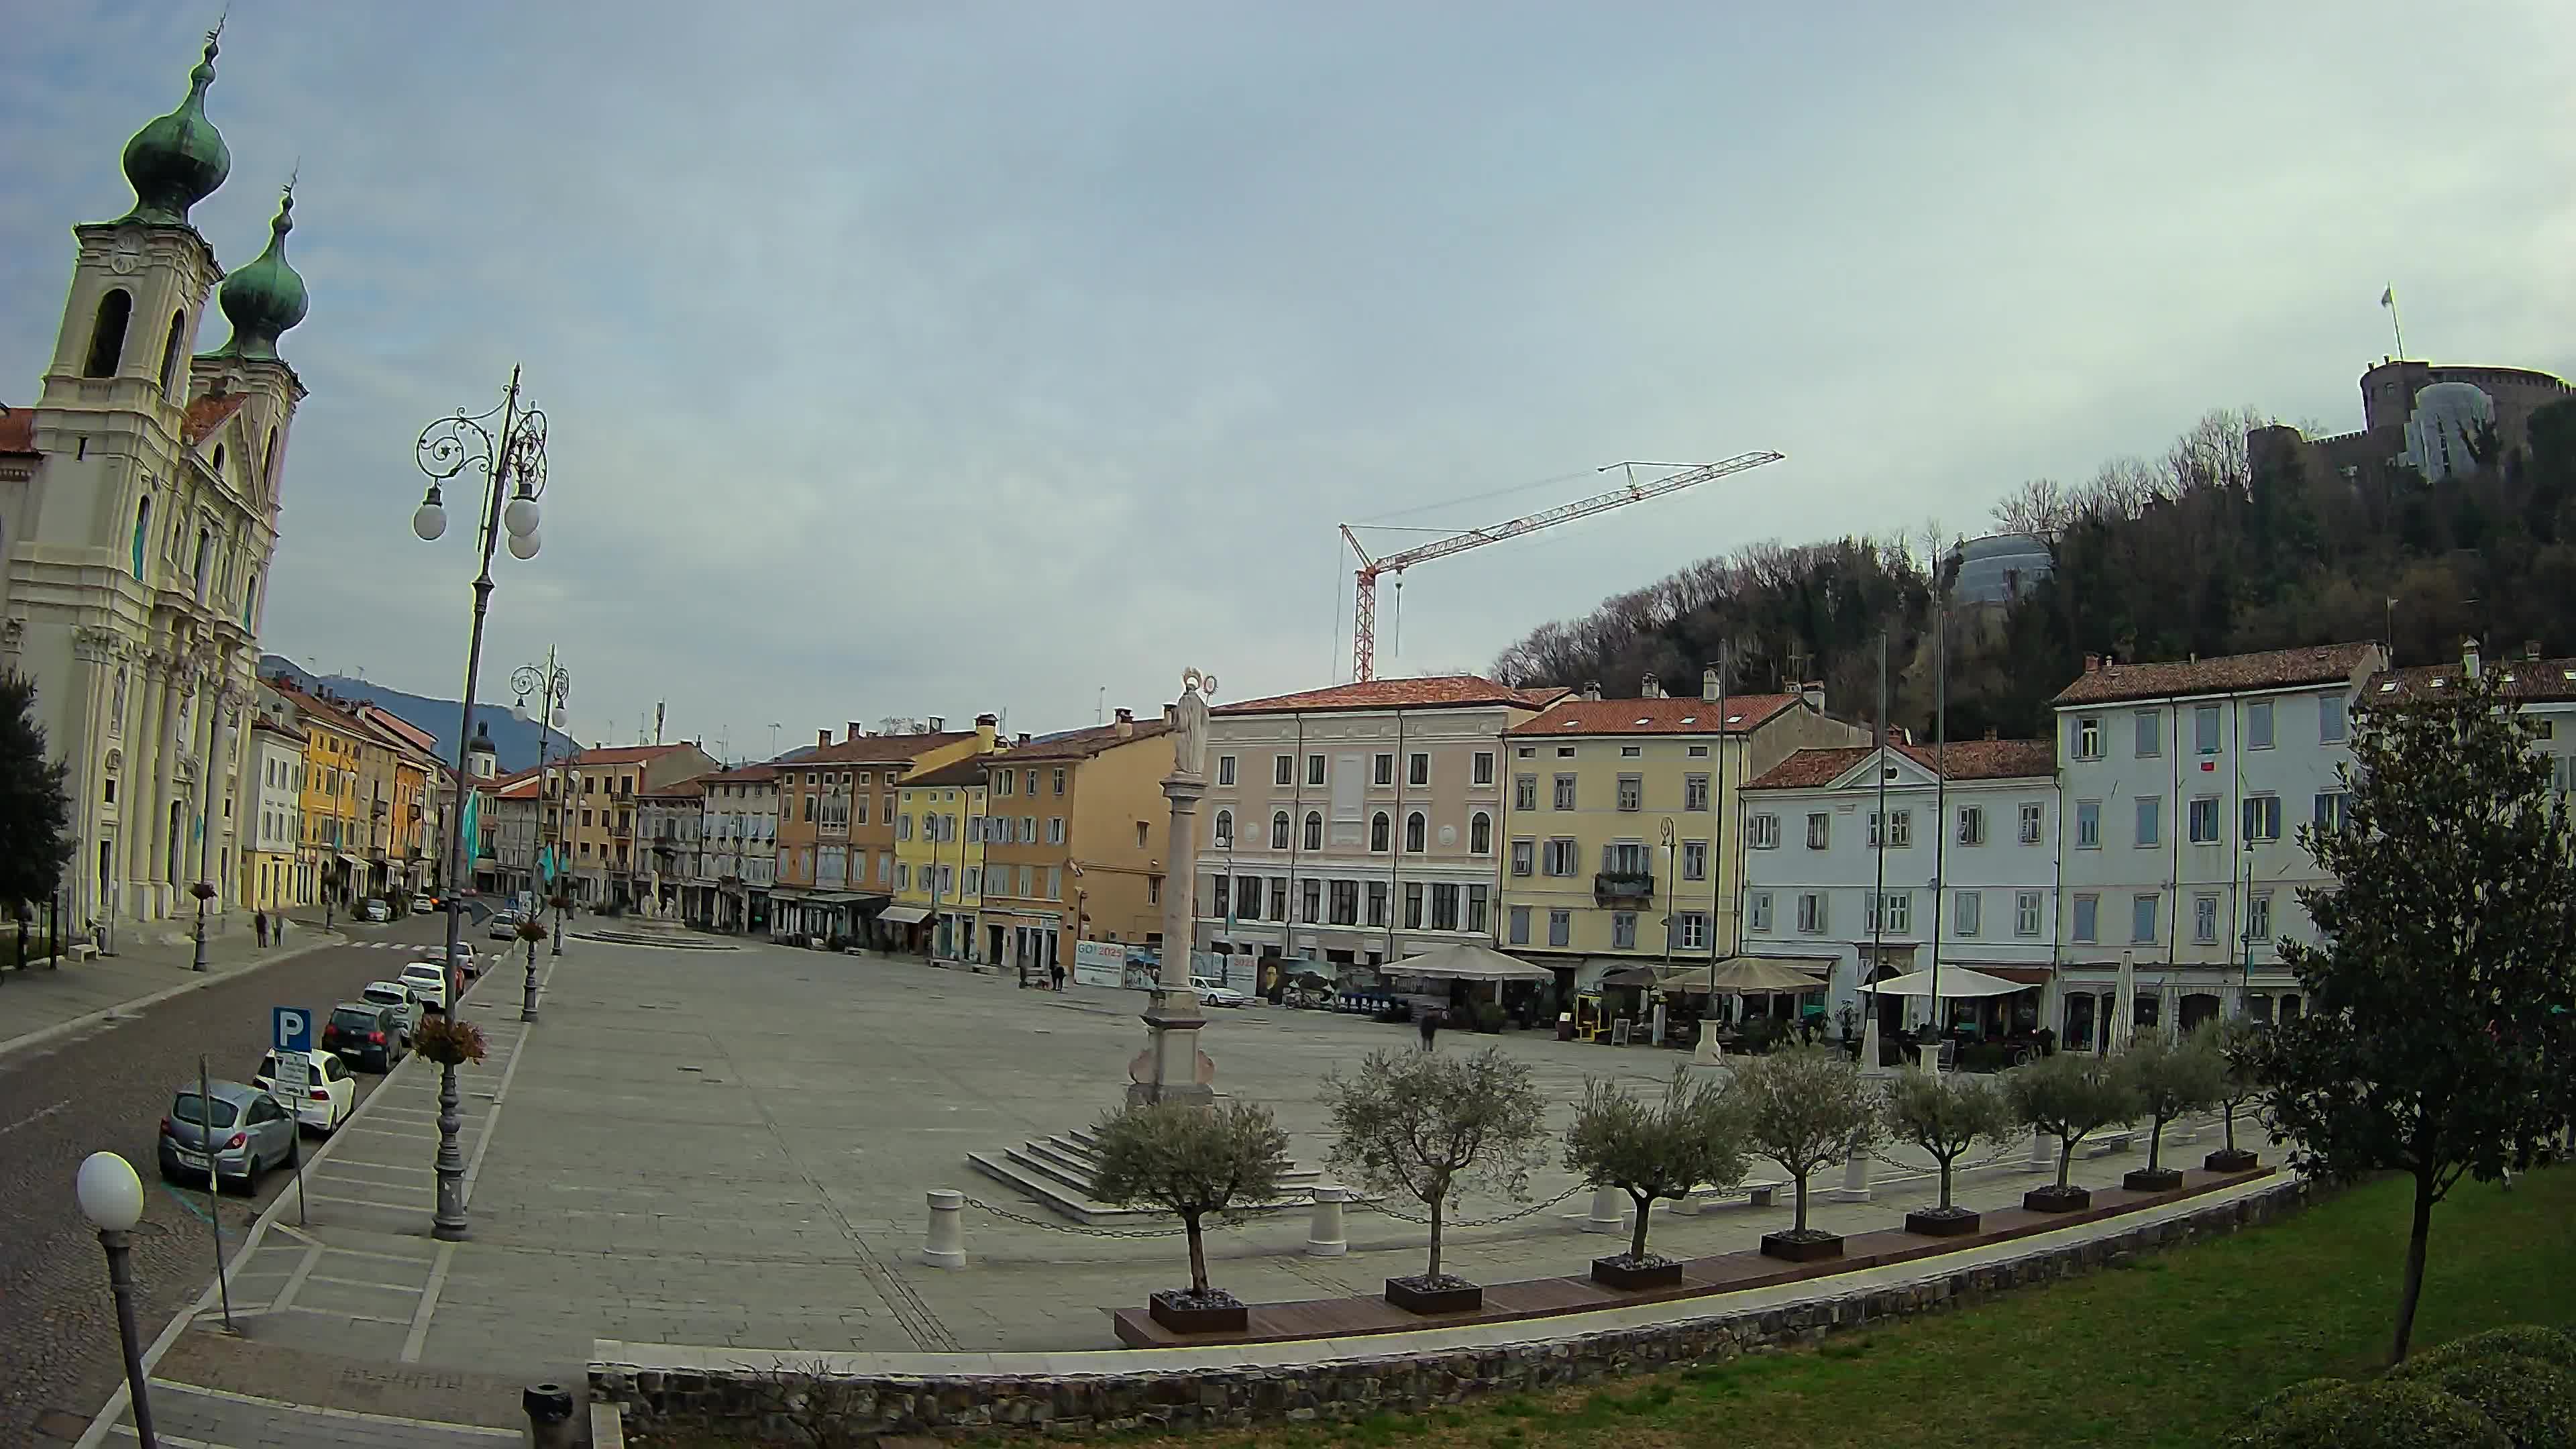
[211,443,225,477]
[1302,810,1322,851]
[130,496,152,579]
[1370,812,1390,852]
[158,311,186,394]
[1405,811,1427,853]
[193,527,213,597]
[85,290,133,377]
[262,427,279,490]
[241,570,258,627]
[1470,811,1492,855]
[1270,811,1290,850]
[1212,809,1232,848]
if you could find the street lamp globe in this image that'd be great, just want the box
[503,493,541,539]
[412,490,448,542]
[76,1150,144,1232]
[506,528,541,561]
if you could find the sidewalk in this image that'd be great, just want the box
[0,913,348,1059]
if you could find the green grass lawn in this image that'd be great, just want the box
[1168,1165,2575,1449]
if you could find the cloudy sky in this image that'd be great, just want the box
[7,3,2571,756]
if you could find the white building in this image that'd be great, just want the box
[2050,642,2386,1044]
[1739,739,2059,1037]
[695,763,778,933]
[240,717,305,913]
[1,36,310,935]
[1193,676,1560,973]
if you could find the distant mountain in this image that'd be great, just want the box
[259,655,575,774]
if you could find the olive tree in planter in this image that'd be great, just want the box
[1882,1065,2014,1236]
[1089,1100,1290,1334]
[1563,1067,1747,1289]
[1732,1045,1880,1262]
[2200,1019,2266,1173]
[2116,1031,2226,1191]
[1321,1046,1548,1314]
[2006,1051,2141,1212]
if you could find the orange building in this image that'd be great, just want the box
[770,716,997,943]
[976,708,1173,983]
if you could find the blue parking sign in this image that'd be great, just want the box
[273,1006,313,1055]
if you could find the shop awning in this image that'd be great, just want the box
[336,853,366,869]
[1957,963,2052,985]
[1861,965,2029,998]
[877,905,932,925]
[1387,943,1553,982]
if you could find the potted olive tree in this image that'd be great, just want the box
[1089,1100,1290,1334]
[2200,1019,2266,1173]
[1321,1047,1548,1314]
[2117,1032,2226,1191]
[1733,1045,1881,1262]
[2006,1051,2141,1212]
[1564,1067,1747,1289]
[1882,1066,2015,1236]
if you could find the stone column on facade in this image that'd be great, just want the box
[65,630,113,924]
[1128,670,1216,1110]
[127,658,166,900]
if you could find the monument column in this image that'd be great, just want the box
[1129,669,1218,1110]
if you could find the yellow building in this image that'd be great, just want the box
[1498,674,1864,991]
[264,680,368,906]
[560,743,720,910]
[890,755,989,960]
[977,710,1172,981]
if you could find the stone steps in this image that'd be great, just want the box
[967,1130,1329,1225]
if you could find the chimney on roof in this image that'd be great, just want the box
[974,713,998,751]
[1640,672,1663,698]
[1984,727,1998,741]
[848,721,863,741]
[818,728,831,749]
[928,716,945,732]
[2526,640,2543,661]
[1016,733,1031,746]
[1114,707,1134,738]
[1582,680,1603,702]
[1701,667,1721,702]
[2084,653,2100,674]
[2462,637,2481,680]
[1801,681,1825,713]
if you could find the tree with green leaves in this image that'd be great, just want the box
[1881,1067,2014,1216]
[2118,1032,2226,1179]
[2006,1051,2141,1195]
[1563,1067,1747,1265]
[0,673,74,972]
[1729,1045,1880,1239]
[1320,1047,1548,1285]
[2199,1018,2266,1167]
[2255,665,2576,1364]
[1089,1100,1290,1303]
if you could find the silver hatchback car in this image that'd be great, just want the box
[158,1079,297,1193]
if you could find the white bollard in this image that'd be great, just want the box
[1826,1148,1873,1203]
[1305,1185,1350,1256]
[1582,1185,1626,1234]
[2016,1128,2053,1174]
[921,1189,967,1269]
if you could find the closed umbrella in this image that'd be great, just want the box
[2113,952,2137,1054]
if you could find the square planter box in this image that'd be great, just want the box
[1759,1231,1845,1263]
[2204,1148,2261,1173]
[1383,1276,1483,1315]
[1904,1208,1982,1237]
[2123,1167,2186,1193]
[1591,1255,1684,1291]
[2023,1184,2092,1213]
[1146,1289,1247,1336]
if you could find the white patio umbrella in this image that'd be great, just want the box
[2113,953,2137,1054]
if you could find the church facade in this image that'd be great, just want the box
[0,29,311,937]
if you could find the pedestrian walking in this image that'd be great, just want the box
[253,911,269,948]
[274,912,288,944]
[1050,957,1067,992]
[1418,1007,1442,1051]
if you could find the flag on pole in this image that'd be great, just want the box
[2380,286,2394,307]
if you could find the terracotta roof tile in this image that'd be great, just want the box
[699,763,779,784]
[0,409,35,455]
[1746,738,2055,790]
[904,757,991,788]
[2366,657,2576,706]
[1507,694,1801,737]
[2050,643,2382,706]
[993,720,1172,761]
[568,743,701,766]
[785,731,976,766]
[1214,676,1563,716]
[181,394,250,447]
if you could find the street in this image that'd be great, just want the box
[0,914,467,1444]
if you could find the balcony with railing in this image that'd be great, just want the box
[1593,871,1655,905]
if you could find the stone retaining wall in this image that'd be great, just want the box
[595,1179,2307,1442]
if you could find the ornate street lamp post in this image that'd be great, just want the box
[410,367,547,1241]
[77,1150,158,1448]
[513,651,570,1016]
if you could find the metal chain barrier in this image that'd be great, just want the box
[1349,1183,1586,1228]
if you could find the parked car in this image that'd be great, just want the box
[358,898,392,923]
[158,1080,297,1193]
[1190,976,1251,1008]
[487,910,525,942]
[397,961,451,1013]
[359,981,419,1040]
[446,943,482,979]
[253,1049,356,1134]
[322,1002,409,1072]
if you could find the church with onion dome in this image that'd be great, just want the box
[0,25,312,934]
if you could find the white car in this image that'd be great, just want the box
[1189,976,1251,1008]
[360,981,419,1040]
[358,898,392,923]
[253,1049,355,1134]
[398,961,451,1013]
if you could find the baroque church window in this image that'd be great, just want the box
[131,496,152,579]
[158,311,186,394]
[85,289,132,378]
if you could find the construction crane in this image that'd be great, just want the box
[1338,452,1784,681]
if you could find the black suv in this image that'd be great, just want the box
[321,1002,407,1073]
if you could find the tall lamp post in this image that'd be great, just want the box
[77,1150,158,1448]
[411,367,549,1241]
[513,651,570,989]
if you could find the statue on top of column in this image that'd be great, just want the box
[1172,668,1218,780]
